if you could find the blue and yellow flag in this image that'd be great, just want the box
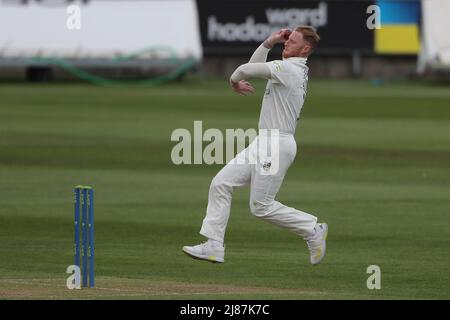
[375,0,421,54]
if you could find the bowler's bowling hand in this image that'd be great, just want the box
[264,28,292,48]
[231,80,255,96]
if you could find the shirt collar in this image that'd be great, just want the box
[283,56,308,64]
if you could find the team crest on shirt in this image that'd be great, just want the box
[262,161,272,171]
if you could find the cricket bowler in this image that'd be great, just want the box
[183,26,328,265]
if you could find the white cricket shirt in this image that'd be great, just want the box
[259,57,309,135]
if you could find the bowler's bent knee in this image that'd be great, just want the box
[249,199,273,218]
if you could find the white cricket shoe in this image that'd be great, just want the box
[182,241,225,263]
[305,223,328,265]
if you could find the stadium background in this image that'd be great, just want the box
[0,0,449,299]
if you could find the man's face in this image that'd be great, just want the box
[282,31,312,58]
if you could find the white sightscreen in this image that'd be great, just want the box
[418,0,450,71]
[0,0,202,60]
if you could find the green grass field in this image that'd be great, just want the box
[0,77,449,299]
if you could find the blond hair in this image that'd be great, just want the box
[295,26,321,49]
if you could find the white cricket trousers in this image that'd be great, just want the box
[200,132,317,243]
